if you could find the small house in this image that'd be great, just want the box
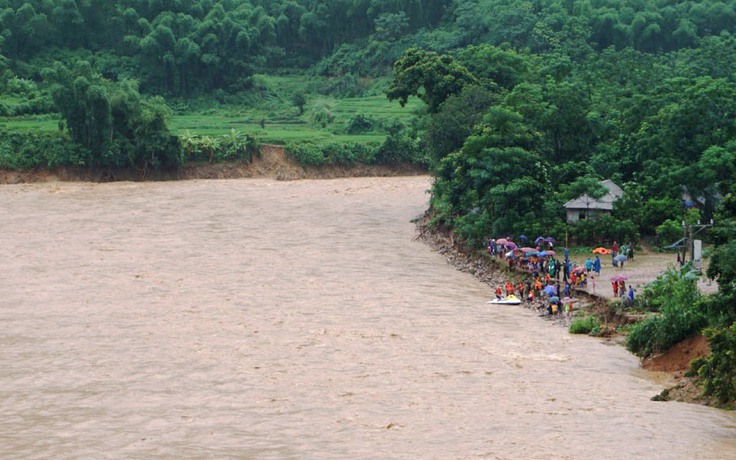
[564,180,623,222]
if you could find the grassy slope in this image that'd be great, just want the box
[0,75,423,146]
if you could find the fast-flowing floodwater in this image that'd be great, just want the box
[1,176,735,459]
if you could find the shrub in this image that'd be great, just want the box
[375,121,425,165]
[180,131,258,164]
[626,266,706,357]
[286,143,326,166]
[309,98,336,128]
[0,130,86,169]
[689,322,736,406]
[656,219,683,247]
[12,96,55,115]
[345,114,375,134]
[570,215,639,246]
[286,142,378,166]
[569,315,600,334]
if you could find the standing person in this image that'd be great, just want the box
[627,243,634,261]
[585,257,593,274]
[495,285,503,300]
[593,256,601,276]
[565,299,574,322]
[534,278,543,297]
[613,281,618,297]
[506,281,515,297]
[612,241,619,258]
[628,286,635,304]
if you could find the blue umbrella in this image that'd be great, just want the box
[518,235,528,241]
[614,254,628,262]
[535,236,545,244]
[548,296,560,304]
[543,285,557,296]
[544,237,557,243]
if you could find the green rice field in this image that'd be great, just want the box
[0,74,422,146]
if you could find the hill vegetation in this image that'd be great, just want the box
[3,0,736,404]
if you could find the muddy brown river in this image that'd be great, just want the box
[1,176,735,459]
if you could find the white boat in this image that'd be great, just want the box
[487,295,522,305]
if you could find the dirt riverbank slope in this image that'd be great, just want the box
[0,144,426,184]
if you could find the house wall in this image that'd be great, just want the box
[566,208,612,223]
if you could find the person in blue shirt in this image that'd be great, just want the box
[593,256,601,276]
[585,257,593,274]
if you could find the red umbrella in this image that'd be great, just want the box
[573,266,586,274]
[495,238,509,245]
[545,250,556,255]
[610,274,628,282]
[520,247,536,253]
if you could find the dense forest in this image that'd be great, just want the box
[3,0,736,403]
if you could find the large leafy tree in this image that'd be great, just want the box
[430,103,557,243]
[424,84,498,163]
[386,48,478,112]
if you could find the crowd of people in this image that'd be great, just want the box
[487,237,637,321]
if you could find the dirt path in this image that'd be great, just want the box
[571,249,717,300]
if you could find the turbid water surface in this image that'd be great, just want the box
[1,176,735,459]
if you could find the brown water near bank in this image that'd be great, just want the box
[1,176,735,459]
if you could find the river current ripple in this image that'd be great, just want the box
[1,176,735,459]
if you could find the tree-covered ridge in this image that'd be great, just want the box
[2,0,736,95]
[450,0,736,52]
[0,0,448,94]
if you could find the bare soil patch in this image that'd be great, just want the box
[642,334,710,373]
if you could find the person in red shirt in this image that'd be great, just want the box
[495,286,503,299]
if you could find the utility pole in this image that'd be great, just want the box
[682,219,714,264]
